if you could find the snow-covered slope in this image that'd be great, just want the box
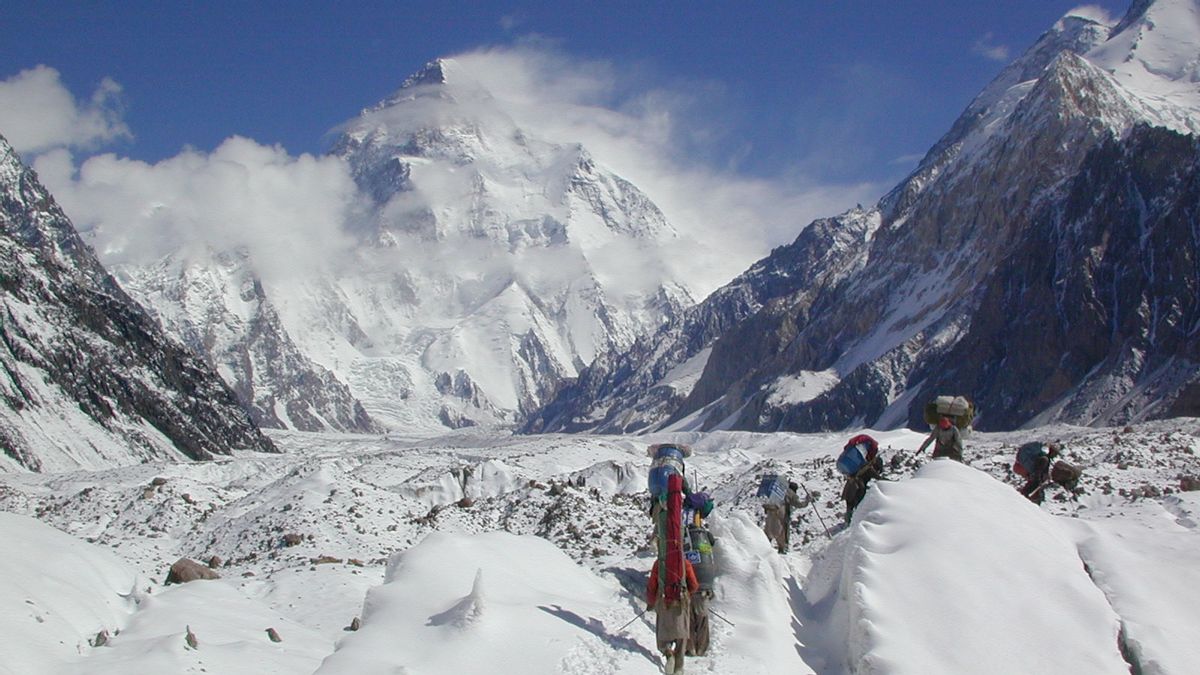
[0,513,143,675]
[0,134,276,472]
[804,461,1127,673]
[1,420,1196,673]
[531,0,1200,434]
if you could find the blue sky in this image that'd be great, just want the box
[2,1,1127,185]
[0,1,1132,293]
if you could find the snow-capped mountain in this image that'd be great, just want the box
[0,134,275,471]
[114,250,380,435]
[528,0,1200,434]
[104,59,692,433]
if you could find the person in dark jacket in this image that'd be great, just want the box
[1018,442,1060,504]
[918,416,964,462]
[646,559,700,674]
[842,452,884,524]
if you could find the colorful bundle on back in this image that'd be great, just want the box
[655,472,686,605]
[837,434,879,476]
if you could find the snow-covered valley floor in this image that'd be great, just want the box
[1,419,1198,674]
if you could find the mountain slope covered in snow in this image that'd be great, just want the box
[0,134,275,471]
[529,0,1200,435]
[95,59,694,434]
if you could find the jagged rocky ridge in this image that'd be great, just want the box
[526,2,1200,434]
[0,134,276,471]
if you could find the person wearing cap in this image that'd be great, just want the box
[917,415,964,462]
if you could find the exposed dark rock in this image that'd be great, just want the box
[165,558,220,584]
[0,134,276,469]
[526,16,1199,435]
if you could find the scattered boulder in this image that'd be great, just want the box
[151,477,168,487]
[457,497,475,508]
[348,617,361,631]
[311,555,342,565]
[93,629,109,647]
[165,558,220,585]
[207,555,223,569]
[1181,476,1200,492]
[184,625,198,650]
[281,533,304,547]
[266,627,282,643]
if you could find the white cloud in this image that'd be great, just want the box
[0,65,131,155]
[971,33,1011,62]
[34,137,358,283]
[890,153,926,167]
[23,46,881,301]
[1064,5,1116,24]
[417,46,881,297]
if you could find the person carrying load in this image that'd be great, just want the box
[757,474,804,553]
[918,415,964,462]
[837,434,884,524]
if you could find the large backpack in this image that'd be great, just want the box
[756,473,788,507]
[923,396,975,430]
[684,524,716,592]
[653,472,687,605]
[1050,460,1082,490]
[648,444,688,498]
[836,434,879,476]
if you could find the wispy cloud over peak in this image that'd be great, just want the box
[971,33,1011,62]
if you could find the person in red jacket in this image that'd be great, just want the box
[646,558,701,674]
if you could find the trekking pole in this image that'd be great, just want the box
[616,608,649,633]
[708,607,736,627]
[799,484,832,538]
[1027,479,1054,500]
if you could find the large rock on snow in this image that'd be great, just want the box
[164,558,220,585]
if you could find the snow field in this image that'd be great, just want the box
[802,460,1128,674]
[0,421,1197,673]
[0,513,142,675]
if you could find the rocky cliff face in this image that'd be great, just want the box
[527,1,1200,434]
[114,252,379,434]
[0,135,276,471]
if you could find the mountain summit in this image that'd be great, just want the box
[96,59,694,432]
[527,0,1200,434]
